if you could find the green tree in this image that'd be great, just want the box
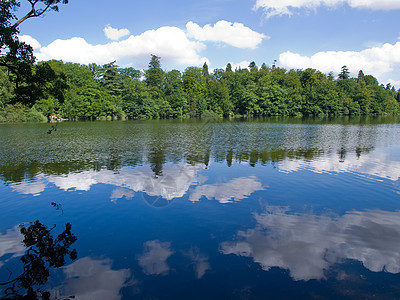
[357,70,365,82]
[202,62,209,79]
[206,79,232,116]
[0,0,68,104]
[100,61,123,97]
[248,61,257,72]
[145,54,164,88]
[0,66,14,108]
[164,69,186,117]
[338,65,350,80]
[119,67,140,80]
[182,67,207,117]
[14,61,68,114]
[257,74,286,116]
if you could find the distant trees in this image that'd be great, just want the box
[0,55,399,122]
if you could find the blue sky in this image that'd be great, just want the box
[15,0,400,87]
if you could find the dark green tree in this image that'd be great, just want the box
[338,65,350,80]
[248,61,257,73]
[357,70,365,82]
[202,62,209,79]
[164,69,186,117]
[145,54,164,88]
[0,0,68,104]
[100,61,122,97]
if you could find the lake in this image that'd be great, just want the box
[1,117,400,299]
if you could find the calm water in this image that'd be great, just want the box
[1,118,400,299]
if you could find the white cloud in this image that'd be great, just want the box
[221,60,252,71]
[11,179,46,196]
[110,188,134,204]
[279,41,400,82]
[189,176,264,203]
[221,206,400,281]
[42,163,205,200]
[254,0,400,18]
[57,257,132,300]
[186,20,268,49]
[388,79,400,89]
[138,240,174,275]
[279,146,400,181]
[34,26,208,66]
[0,225,26,264]
[184,247,211,279]
[103,25,130,41]
[48,171,98,191]
[18,35,41,49]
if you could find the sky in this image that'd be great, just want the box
[15,0,400,88]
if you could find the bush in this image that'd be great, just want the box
[201,110,222,119]
[0,104,48,123]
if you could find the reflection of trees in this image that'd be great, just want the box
[0,221,77,299]
[0,146,375,184]
[148,147,165,177]
[0,161,95,184]
[0,120,385,183]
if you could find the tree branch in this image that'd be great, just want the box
[13,1,54,28]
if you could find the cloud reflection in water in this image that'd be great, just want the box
[0,225,26,269]
[184,246,211,279]
[279,149,400,181]
[138,240,175,276]
[189,176,264,203]
[221,206,400,281]
[56,257,132,300]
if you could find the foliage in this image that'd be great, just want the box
[1,2,398,121]
[0,103,47,122]
[1,0,68,109]
[1,55,399,121]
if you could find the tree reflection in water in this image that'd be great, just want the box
[0,220,77,299]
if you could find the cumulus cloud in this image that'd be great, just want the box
[0,225,26,264]
[189,176,264,203]
[279,41,400,83]
[34,26,208,66]
[48,171,98,191]
[186,20,268,49]
[254,0,400,18]
[278,147,400,181]
[110,188,134,204]
[57,257,132,300]
[183,247,211,279]
[18,35,41,49]
[43,163,205,200]
[10,179,47,196]
[103,25,130,41]
[221,206,400,281]
[138,240,174,275]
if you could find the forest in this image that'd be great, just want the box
[1,55,400,122]
[1,0,399,122]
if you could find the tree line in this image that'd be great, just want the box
[1,1,399,122]
[1,55,399,122]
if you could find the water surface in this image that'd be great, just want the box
[1,118,400,299]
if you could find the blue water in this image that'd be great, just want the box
[1,119,400,299]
